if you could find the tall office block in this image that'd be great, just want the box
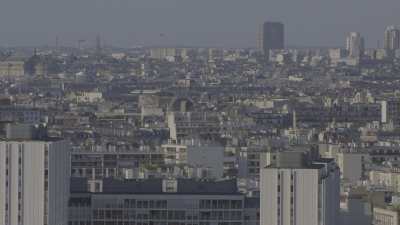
[0,132,70,225]
[260,22,285,55]
[346,32,364,58]
[384,26,400,51]
[260,151,340,225]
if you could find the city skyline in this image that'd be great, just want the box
[1,24,399,50]
[0,0,399,48]
[2,1,400,225]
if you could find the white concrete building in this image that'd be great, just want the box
[162,141,188,165]
[374,206,400,225]
[319,144,369,184]
[76,91,103,103]
[0,139,70,225]
[346,32,364,59]
[161,140,225,179]
[150,48,177,60]
[329,48,347,65]
[260,151,340,225]
[384,26,400,51]
[336,152,369,184]
[0,61,25,77]
[369,168,400,192]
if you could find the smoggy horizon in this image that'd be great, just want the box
[0,0,399,48]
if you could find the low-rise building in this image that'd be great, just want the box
[0,61,25,77]
[69,178,259,225]
[374,206,400,225]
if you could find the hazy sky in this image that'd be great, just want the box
[0,0,399,48]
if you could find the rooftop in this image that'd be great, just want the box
[71,178,240,195]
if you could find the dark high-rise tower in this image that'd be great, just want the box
[259,22,285,56]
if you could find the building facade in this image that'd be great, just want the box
[346,32,364,59]
[0,139,70,225]
[260,22,285,56]
[69,178,259,225]
[384,26,400,52]
[0,61,25,77]
[260,152,340,225]
[374,206,400,225]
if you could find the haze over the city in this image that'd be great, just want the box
[0,0,399,48]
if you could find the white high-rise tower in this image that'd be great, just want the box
[0,125,70,225]
[260,151,340,225]
[384,26,400,51]
[346,32,364,59]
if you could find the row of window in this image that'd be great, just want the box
[91,209,243,221]
[69,221,242,225]
[199,200,243,209]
